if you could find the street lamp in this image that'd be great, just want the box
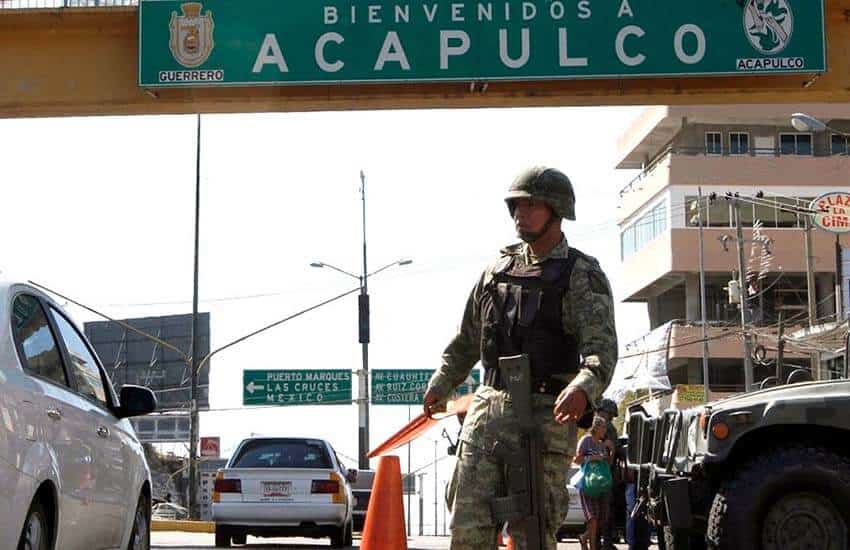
[790,112,828,133]
[311,258,412,470]
[311,172,412,470]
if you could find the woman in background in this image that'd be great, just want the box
[575,415,614,550]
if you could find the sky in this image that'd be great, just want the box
[0,106,648,531]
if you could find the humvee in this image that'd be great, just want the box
[627,375,850,550]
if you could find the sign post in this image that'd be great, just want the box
[243,370,353,406]
[140,0,826,87]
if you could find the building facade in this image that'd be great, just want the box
[615,105,850,392]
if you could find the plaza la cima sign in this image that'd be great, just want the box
[811,192,850,233]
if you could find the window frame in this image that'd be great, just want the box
[728,132,750,156]
[831,133,849,156]
[619,198,668,260]
[10,292,73,391]
[47,305,118,413]
[779,132,813,156]
[705,132,722,155]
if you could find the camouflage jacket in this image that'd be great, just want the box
[427,236,618,455]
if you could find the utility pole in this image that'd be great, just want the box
[734,198,754,392]
[805,216,818,326]
[188,113,202,520]
[442,482,447,536]
[407,407,412,535]
[804,215,820,380]
[418,473,426,536]
[776,311,785,384]
[358,170,371,470]
[836,234,843,321]
[434,440,438,536]
[697,187,711,402]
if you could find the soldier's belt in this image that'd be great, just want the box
[483,370,575,396]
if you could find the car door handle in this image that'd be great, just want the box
[97,425,110,438]
[46,408,62,420]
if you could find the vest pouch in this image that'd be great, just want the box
[459,386,508,452]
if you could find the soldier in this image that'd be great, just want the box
[423,166,618,550]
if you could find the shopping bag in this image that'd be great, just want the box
[582,460,613,497]
[570,466,585,492]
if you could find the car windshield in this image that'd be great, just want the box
[232,439,332,469]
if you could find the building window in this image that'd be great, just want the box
[779,133,812,155]
[729,133,749,155]
[620,199,668,260]
[705,132,722,155]
[832,134,849,155]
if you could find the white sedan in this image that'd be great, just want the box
[0,281,157,550]
[212,437,355,548]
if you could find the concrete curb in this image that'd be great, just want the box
[151,519,215,533]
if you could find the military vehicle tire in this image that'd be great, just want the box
[663,525,705,550]
[706,445,850,550]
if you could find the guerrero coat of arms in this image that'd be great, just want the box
[169,2,215,68]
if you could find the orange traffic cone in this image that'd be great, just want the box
[360,455,408,550]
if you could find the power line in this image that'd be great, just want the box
[618,328,741,360]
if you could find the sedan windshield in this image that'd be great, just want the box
[232,439,332,469]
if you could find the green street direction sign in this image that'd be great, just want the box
[243,370,352,406]
[371,368,480,405]
[139,0,825,88]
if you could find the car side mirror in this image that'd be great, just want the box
[117,385,157,418]
[346,468,358,483]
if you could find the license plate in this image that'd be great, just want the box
[263,481,292,497]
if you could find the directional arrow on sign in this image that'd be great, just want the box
[246,381,265,394]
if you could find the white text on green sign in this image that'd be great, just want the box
[139,0,825,87]
[371,369,479,405]
[243,369,352,406]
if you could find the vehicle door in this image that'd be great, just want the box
[8,293,94,550]
[49,307,130,549]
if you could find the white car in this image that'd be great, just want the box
[0,281,157,550]
[151,501,190,521]
[212,437,356,548]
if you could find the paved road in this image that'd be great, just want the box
[152,532,638,549]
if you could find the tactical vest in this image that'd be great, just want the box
[480,249,582,394]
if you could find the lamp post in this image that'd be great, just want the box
[311,257,411,469]
[311,172,412,469]
[189,114,202,519]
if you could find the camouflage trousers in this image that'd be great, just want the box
[446,440,573,550]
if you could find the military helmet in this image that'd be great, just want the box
[505,166,576,221]
[598,398,619,417]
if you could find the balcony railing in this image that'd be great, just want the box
[619,145,850,197]
[0,0,136,8]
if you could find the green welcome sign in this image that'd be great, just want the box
[139,0,825,87]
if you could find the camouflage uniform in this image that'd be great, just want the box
[430,236,618,550]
